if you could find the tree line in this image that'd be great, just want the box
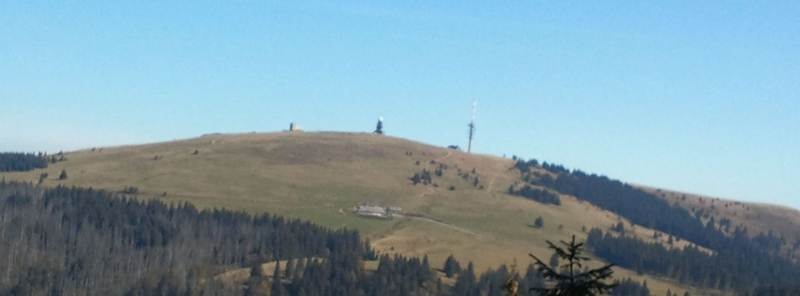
[508,184,561,206]
[586,227,800,294]
[514,158,800,294]
[516,157,792,252]
[0,152,48,172]
[515,158,718,249]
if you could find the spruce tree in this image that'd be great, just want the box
[452,262,476,295]
[293,257,305,280]
[443,255,461,278]
[535,216,545,228]
[435,277,447,296]
[244,263,267,296]
[271,262,288,296]
[530,235,616,295]
[284,258,295,280]
[422,254,432,281]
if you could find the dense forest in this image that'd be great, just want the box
[0,180,653,295]
[514,159,800,294]
[587,228,800,294]
[0,181,379,295]
[516,159,714,248]
[277,253,434,296]
[507,184,561,206]
[0,152,48,172]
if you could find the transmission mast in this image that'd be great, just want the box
[468,100,476,153]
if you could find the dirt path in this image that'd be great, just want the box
[435,150,452,161]
[405,215,488,238]
[487,175,495,192]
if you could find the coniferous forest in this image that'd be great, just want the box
[507,184,561,206]
[0,152,48,172]
[0,179,655,295]
[587,227,800,293]
[515,159,800,294]
[0,181,378,295]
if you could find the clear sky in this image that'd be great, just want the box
[2,2,798,209]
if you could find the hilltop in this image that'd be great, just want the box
[3,132,797,294]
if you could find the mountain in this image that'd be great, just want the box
[2,131,797,295]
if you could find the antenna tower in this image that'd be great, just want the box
[468,100,476,153]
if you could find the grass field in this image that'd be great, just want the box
[0,131,750,295]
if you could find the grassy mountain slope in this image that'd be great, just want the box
[2,132,739,295]
[641,185,800,258]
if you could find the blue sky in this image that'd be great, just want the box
[2,2,798,209]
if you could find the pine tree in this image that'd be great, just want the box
[444,255,461,278]
[284,258,295,280]
[453,262,476,295]
[271,261,287,296]
[293,257,305,280]
[244,263,267,296]
[535,216,545,228]
[530,235,616,295]
[435,277,447,296]
[613,222,625,233]
[422,254,432,281]
[640,280,649,296]
[297,287,308,296]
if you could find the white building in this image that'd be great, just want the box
[289,123,304,132]
[356,205,386,218]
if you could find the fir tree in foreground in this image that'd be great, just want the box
[528,235,616,296]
